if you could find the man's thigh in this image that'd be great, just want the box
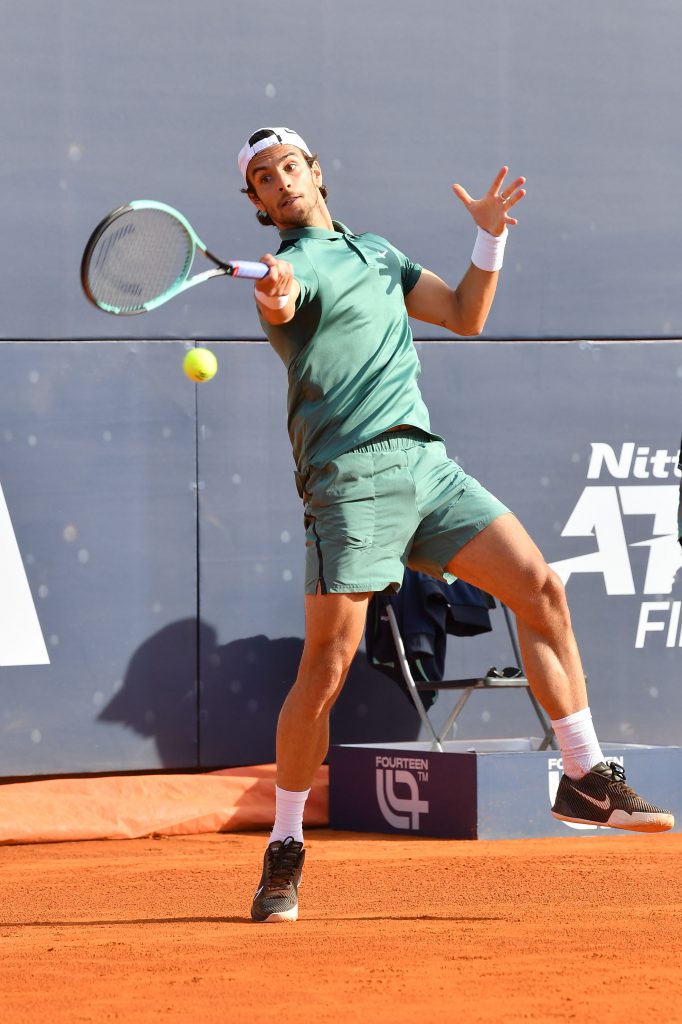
[407,442,510,582]
[444,512,551,612]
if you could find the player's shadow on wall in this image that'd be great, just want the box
[98,619,419,768]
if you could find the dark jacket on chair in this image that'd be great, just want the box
[365,569,495,709]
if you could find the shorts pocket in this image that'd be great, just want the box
[308,455,376,548]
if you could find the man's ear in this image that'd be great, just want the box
[310,160,323,189]
[246,189,265,213]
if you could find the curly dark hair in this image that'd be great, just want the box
[241,153,328,227]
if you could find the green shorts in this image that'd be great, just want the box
[298,428,510,595]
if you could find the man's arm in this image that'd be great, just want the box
[406,166,525,337]
[253,253,300,326]
[405,264,500,337]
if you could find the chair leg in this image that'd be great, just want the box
[437,688,474,745]
[527,689,558,750]
[385,605,444,753]
[502,603,523,667]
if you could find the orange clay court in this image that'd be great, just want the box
[1,828,681,1024]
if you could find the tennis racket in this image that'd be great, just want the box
[81,199,268,315]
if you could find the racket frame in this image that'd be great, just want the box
[81,199,268,315]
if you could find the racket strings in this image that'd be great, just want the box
[86,208,194,312]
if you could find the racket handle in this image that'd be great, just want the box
[228,260,270,280]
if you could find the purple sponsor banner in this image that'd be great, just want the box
[329,745,478,839]
[329,743,681,840]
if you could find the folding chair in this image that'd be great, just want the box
[384,601,556,753]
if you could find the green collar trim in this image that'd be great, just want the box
[279,220,354,241]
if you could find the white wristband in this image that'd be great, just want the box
[254,288,290,310]
[471,225,508,272]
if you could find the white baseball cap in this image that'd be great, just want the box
[238,127,312,182]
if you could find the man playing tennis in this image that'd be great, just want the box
[238,126,674,924]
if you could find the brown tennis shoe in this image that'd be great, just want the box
[250,837,305,923]
[552,761,674,832]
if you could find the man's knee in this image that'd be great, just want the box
[515,563,571,634]
[292,640,355,716]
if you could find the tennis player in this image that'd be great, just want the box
[238,127,674,923]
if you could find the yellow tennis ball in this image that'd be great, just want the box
[183,347,218,383]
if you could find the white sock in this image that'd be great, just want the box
[550,707,604,780]
[269,786,310,845]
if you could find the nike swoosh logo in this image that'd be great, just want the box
[376,250,387,258]
[569,785,611,810]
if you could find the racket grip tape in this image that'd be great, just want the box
[229,261,270,280]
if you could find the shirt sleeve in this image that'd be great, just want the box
[386,241,422,296]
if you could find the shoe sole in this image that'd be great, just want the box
[251,905,298,923]
[552,809,674,833]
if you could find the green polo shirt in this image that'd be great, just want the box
[260,221,438,473]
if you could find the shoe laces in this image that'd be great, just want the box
[266,839,301,891]
[604,761,633,796]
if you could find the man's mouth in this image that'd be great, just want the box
[280,195,302,209]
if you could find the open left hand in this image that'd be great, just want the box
[452,167,526,237]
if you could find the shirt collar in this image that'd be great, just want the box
[279,220,354,241]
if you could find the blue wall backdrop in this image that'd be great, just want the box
[0,1,680,777]
[1,340,680,776]
[1,0,681,340]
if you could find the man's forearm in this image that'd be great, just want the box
[452,263,500,336]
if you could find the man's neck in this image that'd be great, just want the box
[305,207,335,230]
[274,198,334,232]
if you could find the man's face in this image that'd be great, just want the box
[246,144,325,228]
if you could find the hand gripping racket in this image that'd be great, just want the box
[81,200,268,315]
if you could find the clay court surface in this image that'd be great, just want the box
[1,829,681,1024]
